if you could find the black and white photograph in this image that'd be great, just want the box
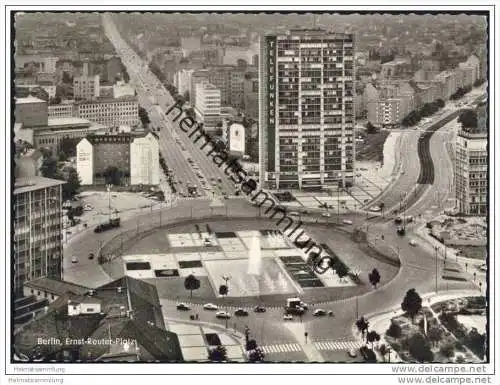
[1,1,497,383]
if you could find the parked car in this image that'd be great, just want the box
[176,303,191,311]
[289,212,300,217]
[215,311,231,319]
[348,348,357,358]
[342,219,353,225]
[234,309,249,317]
[254,306,266,313]
[370,206,381,212]
[322,213,331,218]
[313,309,327,317]
[409,239,417,246]
[203,303,218,311]
[71,256,78,263]
[283,314,293,321]
[88,253,94,260]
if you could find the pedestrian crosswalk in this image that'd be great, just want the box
[313,340,362,351]
[260,343,302,354]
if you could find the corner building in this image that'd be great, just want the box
[259,29,356,190]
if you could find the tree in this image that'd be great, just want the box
[379,344,389,362]
[63,168,81,200]
[246,339,258,351]
[365,121,377,133]
[439,343,455,358]
[59,137,79,157]
[58,152,67,162]
[215,127,224,137]
[184,274,200,299]
[208,345,227,362]
[367,330,380,348]
[248,347,265,362]
[185,107,195,118]
[427,326,443,348]
[458,109,478,129]
[219,284,228,297]
[401,288,422,321]
[356,316,369,337]
[41,156,58,179]
[138,106,151,127]
[359,346,377,363]
[307,251,321,270]
[386,320,402,339]
[62,71,73,84]
[379,202,385,217]
[368,268,381,288]
[436,99,445,109]
[408,333,434,362]
[103,166,122,186]
[49,95,62,105]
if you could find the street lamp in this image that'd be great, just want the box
[106,184,113,222]
[434,245,439,293]
[221,275,231,329]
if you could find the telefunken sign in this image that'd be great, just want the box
[166,101,340,275]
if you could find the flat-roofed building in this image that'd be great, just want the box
[15,96,48,128]
[73,75,100,100]
[74,96,139,129]
[13,176,65,295]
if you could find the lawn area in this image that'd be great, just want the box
[454,245,487,260]
[356,131,390,163]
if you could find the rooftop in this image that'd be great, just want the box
[24,278,90,297]
[15,96,47,105]
[14,176,65,195]
[75,96,137,105]
[47,117,91,128]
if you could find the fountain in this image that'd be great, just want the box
[247,234,262,296]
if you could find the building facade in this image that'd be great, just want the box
[76,132,159,186]
[13,177,65,295]
[15,96,49,128]
[75,96,139,129]
[455,128,488,215]
[194,82,221,129]
[48,103,75,119]
[73,75,100,100]
[259,29,356,190]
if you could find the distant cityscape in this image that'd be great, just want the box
[11,12,488,365]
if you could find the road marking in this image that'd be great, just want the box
[313,340,362,351]
[260,343,302,354]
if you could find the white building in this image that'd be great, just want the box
[75,96,139,129]
[40,56,59,74]
[455,127,487,215]
[113,81,135,99]
[195,82,221,129]
[77,132,159,186]
[73,75,100,100]
[173,69,193,97]
[223,122,245,156]
[48,102,75,119]
[130,133,160,185]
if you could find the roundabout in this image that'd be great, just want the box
[63,198,476,356]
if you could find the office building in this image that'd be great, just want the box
[194,82,221,130]
[74,96,139,129]
[13,176,65,295]
[455,107,488,215]
[48,102,75,119]
[259,29,356,190]
[76,132,159,186]
[73,75,100,100]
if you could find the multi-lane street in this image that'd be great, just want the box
[103,15,237,198]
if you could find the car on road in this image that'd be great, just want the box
[289,212,300,217]
[234,309,249,317]
[479,264,487,272]
[176,303,191,311]
[88,253,95,260]
[71,256,78,263]
[203,303,218,311]
[215,311,231,319]
[254,306,266,313]
[342,219,353,225]
[322,213,331,218]
[348,348,357,358]
[409,239,417,246]
[313,309,327,317]
[283,314,294,321]
[370,206,381,212]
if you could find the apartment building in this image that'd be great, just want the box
[259,29,356,190]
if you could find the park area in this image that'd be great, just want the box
[355,130,390,163]
[384,295,486,363]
